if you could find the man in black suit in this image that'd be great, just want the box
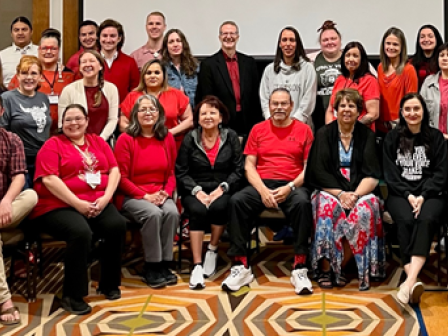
[195,21,262,137]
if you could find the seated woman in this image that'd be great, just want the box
[176,95,243,289]
[119,59,193,149]
[0,55,51,188]
[306,88,385,291]
[325,42,380,130]
[114,94,179,289]
[8,28,74,135]
[162,28,199,107]
[421,42,448,139]
[30,104,126,315]
[383,93,447,305]
[58,50,119,142]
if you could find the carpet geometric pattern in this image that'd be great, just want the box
[1,244,446,335]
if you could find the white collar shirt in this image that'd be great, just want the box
[0,43,39,87]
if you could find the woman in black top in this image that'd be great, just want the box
[306,88,384,291]
[383,93,447,305]
[176,95,243,290]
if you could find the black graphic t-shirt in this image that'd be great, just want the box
[312,52,341,131]
[383,128,447,199]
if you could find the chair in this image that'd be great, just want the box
[2,228,37,302]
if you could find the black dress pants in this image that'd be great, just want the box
[227,180,312,257]
[36,204,126,298]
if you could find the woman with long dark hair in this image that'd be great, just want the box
[162,28,199,107]
[410,24,444,89]
[383,93,447,305]
[260,26,316,126]
[325,41,379,130]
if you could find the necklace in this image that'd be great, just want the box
[202,134,219,150]
[338,125,354,138]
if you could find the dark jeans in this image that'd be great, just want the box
[227,180,312,258]
[182,194,231,231]
[387,195,444,265]
[35,204,126,298]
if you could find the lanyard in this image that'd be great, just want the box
[42,65,60,94]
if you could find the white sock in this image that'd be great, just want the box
[208,244,218,252]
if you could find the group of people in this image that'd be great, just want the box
[0,11,446,323]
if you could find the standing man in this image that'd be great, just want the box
[98,19,140,103]
[0,95,38,324]
[66,20,99,78]
[130,12,167,70]
[221,88,314,295]
[195,21,262,137]
[0,17,38,87]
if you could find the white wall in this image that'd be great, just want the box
[84,0,444,56]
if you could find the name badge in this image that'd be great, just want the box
[86,172,101,186]
[48,94,59,105]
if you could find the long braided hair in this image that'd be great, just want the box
[79,50,105,107]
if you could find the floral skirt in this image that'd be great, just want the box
[311,191,385,290]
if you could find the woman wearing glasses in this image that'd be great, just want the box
[114,94,179,289]
[0,55,51,188]
[30,104,126,314]
[8,29,74,135]
[119,59,193,149]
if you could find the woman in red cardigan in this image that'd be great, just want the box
[114,94,179,289]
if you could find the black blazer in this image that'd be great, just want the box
[195,50,262,136]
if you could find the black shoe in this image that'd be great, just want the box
[61,296,92,315]
[143,263,167,288]
[97,288,121,300]
[161,262,178,285]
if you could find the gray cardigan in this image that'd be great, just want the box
[420,72,445,132]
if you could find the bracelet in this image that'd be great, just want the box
[337,191,345,199]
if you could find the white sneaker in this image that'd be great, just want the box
[221,265,254,292]
[203,250,218,277]
[189,265,205,290]
[291,268,313,295]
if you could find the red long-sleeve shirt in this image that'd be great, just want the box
[114,132,177,206]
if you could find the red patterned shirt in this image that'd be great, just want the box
[0,128,27,199]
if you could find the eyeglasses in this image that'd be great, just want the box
[19,71,39,78]
[270,101,291,108]
[138,107,159,114]
[64,116,86,124]
[220,32,238,37]
[40,46,59,52]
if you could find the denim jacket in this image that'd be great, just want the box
[166,62,200,107]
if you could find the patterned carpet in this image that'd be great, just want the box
[1,239,447,335]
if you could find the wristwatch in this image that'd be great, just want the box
[288,182,296,191]
[219,182,229,193]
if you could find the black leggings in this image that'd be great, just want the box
[387,195,444,265]
[35,204,126,298]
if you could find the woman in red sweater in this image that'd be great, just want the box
[30,104,126,315]
[114,94,179,289]
[325,41,380,130]
[119,59,193,149]
[376,27,418,135]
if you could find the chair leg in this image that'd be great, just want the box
[177,219,183,272]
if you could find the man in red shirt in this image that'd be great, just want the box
[0,96,37,324]
[221,88,314,295]
[66,20,98,79]
[98,19,140,103]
